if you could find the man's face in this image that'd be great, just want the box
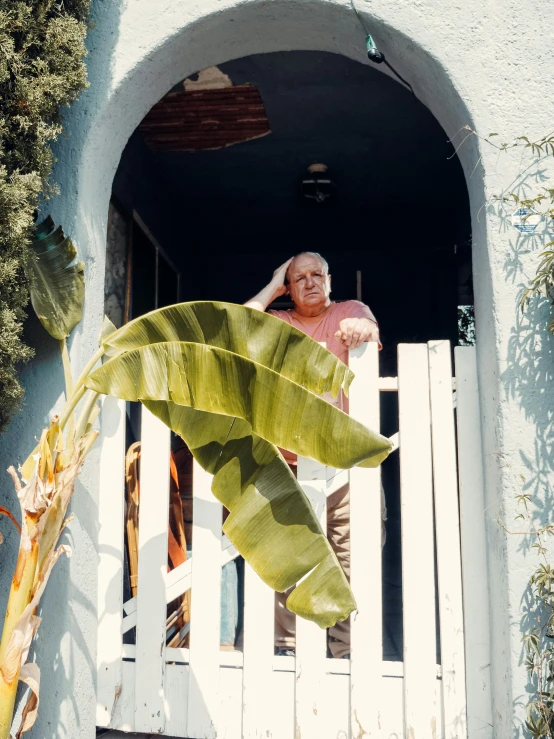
[287,254,331,314]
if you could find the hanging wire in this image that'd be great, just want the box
[382,59,416,96]
[348,0,417,98]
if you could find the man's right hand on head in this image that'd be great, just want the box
[244,258,293,312]
[271,258,293,298]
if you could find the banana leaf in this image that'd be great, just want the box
[101,301,354,400]
[145,402,354,627]
[27,217,85,340]
[86,341,390,469]
[86,302,392,626]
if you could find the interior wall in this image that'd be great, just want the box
[112,131,181,255]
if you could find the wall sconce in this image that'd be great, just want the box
[301,163,336,204]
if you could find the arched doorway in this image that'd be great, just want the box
[97,43,486,738]
[106,43,472,653]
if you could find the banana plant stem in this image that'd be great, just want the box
[75,390,100,439]
[0,520,39,739]
[20,344,106,486]
[59,345,105,433]
[60,338,76,450]
[58,385,86,433]
[0,677,17,739]
[0,529,38,663]
[73,345,106,398]
[59,338,74,399]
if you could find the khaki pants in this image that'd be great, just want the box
[275,483,386,659]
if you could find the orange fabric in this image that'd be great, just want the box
[125,443,188,573]
[125,442,141,596]
[172,444,193,545]
[168,527,187,568]
[125,441,190,646]
[168,454,188,568]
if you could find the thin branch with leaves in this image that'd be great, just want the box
[500,487,554,739]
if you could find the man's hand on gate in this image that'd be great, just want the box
[334,317,379,348]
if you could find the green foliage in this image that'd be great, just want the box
[471,125,554,736]
[0,1,90,431]
[464,125,554,318]
[501,489,554,738]
[28,217,85,340]
[457,304,475,346]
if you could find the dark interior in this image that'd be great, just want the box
[110,50,472,662]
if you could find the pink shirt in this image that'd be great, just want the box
[268,300,380,366]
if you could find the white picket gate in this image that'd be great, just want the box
[95,342,492,739]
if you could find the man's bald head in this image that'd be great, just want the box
[286,252,329,283]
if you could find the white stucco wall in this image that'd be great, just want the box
[1,0,553,736]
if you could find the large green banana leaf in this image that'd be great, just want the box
[86,302,392,626]
[87,340,390,469]
[145,402,354,627]
[101,301,354,399]
[27,217,85,340]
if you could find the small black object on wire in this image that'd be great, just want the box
[349,0,416,98]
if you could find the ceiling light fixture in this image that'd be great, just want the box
[301,163,336,204]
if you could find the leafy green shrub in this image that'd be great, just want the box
[0,1,91,431]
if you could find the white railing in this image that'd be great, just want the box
[95,341,492,739]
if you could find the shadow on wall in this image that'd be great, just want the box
[98,733,164,738]
[499,202,554,519]
[0,4,126,739]
[503,289,554,739]
[495,181,554,736]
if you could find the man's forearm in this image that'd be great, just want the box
[244,282,280,311]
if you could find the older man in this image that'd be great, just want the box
[245,252,383,659]
[246,252,380,363]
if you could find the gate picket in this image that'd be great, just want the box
[96,396,126,727]
[187,461,223,739]
[398,344,438,739]
[349,342,382,738]
[242,564,274,738]
[455,347,493,738]
[295,456,328,739]
[134,408,171,733]
[428,341,467,738]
